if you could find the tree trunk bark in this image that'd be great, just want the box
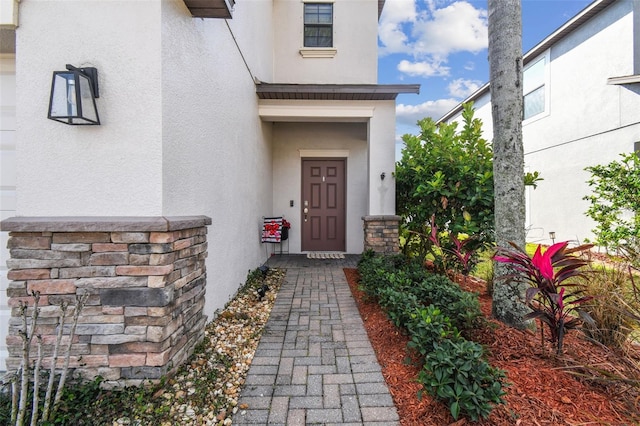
[488,0,530,328]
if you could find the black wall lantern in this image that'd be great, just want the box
[48,64,100,125]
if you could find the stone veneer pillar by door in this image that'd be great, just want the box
[0,216,211,386]
[362,215,401,254]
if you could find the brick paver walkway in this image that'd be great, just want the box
[233,255,399,425]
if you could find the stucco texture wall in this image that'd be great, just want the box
[522,1,637,245]
[272,0,378,84]
[14,0,277,318]
[160,0,275,317]
[15,1,164,216]
[272,122,368,254]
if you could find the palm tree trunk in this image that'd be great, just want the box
[488,0,530,329]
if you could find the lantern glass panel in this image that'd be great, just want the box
[49,72,76,118]
[78,73,98,123]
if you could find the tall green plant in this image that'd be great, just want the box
[584,152,640,265]
[395,103,494,261]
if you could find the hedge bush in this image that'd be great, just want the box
[357,251,506,421]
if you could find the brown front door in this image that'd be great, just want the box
[301,159,346,252]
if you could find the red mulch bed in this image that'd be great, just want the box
[344,268,640,425]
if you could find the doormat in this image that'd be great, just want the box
[306,252,345,259]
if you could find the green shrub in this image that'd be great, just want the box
[395,103,494,261]
[404,274,482,333]
[419,339,507,421]
[357,252,506,421]
[376,286,420,328]
[406,305,460,357]
[357,254,396,297]
[584,152,640,262]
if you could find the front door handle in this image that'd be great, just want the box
[303,201,309,222]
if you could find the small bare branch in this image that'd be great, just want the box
[30,335,43,426]
[52,293,88,417]
[17,293,40,426]
[42,301,67,423]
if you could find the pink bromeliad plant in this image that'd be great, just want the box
[494,241,595,355]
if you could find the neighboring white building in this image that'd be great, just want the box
[0,0,418,373]
[439,0,640,246]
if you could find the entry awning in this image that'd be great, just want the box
[183,0,235,18]
[256,83,420,101]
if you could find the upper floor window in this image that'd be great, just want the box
[304,3,333,47]
[523,55,547,121]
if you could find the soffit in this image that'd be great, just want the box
[0,28,15,54]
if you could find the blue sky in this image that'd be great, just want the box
[378,0,593,143]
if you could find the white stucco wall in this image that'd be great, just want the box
[0,55,16,371]
[523,1,636,245]
[272,0,378,84]
[15,1,164,215]
[13,0,278,318]
[272,121,368,253]
[160,0,275,317]
[10,0,392,324]
[368,101,397,215]
[445,1,639,246]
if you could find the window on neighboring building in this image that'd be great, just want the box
[304,3,333,47]
[523,56,546,120]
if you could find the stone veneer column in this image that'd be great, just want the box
[362,215,401,254]
[0,216,211,386]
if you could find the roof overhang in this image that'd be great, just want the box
[183,0,235,18]
[524,0,615,66]
[256,83,420,101]
[607,74,640,85]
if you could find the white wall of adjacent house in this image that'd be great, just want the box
[447,1,639,247]
[13,0,277,319]
[0,54,16,371]
[272,0,378,84]
[522,0,636,246]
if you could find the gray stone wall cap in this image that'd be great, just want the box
[167,216,213,231]
[362,215,401,221]
[0,216,212,232]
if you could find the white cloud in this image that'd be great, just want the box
[447,78,482,98]
[379,1,488,77]
[378,0,418,56]
[397,59,450,78]
[396,98,460,126]
[412,2,488,57]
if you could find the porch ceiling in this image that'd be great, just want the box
[256,83,420,101]
[258,104,376,122]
